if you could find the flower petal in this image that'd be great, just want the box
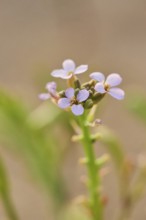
[46,82,56,91]
[58,98,71,109]
[46,82,57,95]
[65,88,75,99]
[105,73,122,87]
[74,65,88,74]
[108,88,125,100]
[51,69,68,78]
[62,59,75,72]
[39,93,50,100]
[95,82,106,93]
[90,72,105,82]
[77,89,89,102]
[71,104,84,116]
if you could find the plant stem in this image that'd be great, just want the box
[79,113,103,220]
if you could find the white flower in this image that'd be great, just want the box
[58,88,89,116]
[39,81,58,100]
[90,72,125,100]
[51,59,88,79]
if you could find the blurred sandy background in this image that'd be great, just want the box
[0,0,146,219]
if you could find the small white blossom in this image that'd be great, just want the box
[90,72,125,100]
[58,88,89,115]
[51,59,88,79]
[39,81,58,100]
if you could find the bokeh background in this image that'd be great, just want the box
[0,0,146,219]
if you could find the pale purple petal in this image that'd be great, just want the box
[39,93,50,100]
[58,98,71,109]
[46,82,56,91]
[105,73,122,87]
[71,104,84,116]
[74,65,88,74]
[51,69,68,78]
[90,72,105,82]
[65,88,75,99]
[108,88,125,100]
[46,82,57,95]
[77,89,89,102]
[62,59,75,72]
[95,82,106,93]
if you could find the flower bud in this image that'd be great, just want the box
[89,79,96,86]
[58,90,65,97]
[81,82,90,89]
[84,99,94,109]
[74,79,81,89]
[89,90,93,96]
[74,88,80,96]
[92,93,105,103]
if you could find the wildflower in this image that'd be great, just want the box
[39,81,58,100]
[51,59,88,79]
[58,88,89,115]
[90,72,125,100]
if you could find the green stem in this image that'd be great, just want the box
[79,113,103,220]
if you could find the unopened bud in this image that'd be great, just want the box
[81,82,90,89]
[89,79,96,86]
[93,93,105,103]
[75,88,80,96]
[89,90,93,96]
[58,90,65,97]
[84,99,94,109]
[74,79,81,89]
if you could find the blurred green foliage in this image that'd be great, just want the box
[0,156,19,220]
[0,89,146,220]
[0,90,69,212]
[60,204,90,220]
[128,94,146,124]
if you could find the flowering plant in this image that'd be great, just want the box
[39,59,125,116]
[39,59,125,220]
[0,59,146,220]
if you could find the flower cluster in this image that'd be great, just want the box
[39,59,125,116]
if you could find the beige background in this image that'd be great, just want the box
[0,0,146,219]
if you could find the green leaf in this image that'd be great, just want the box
[0,90,68,208]
[0,156,19,220]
